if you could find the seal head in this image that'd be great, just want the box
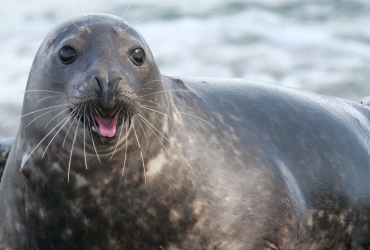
[24,14,164,150]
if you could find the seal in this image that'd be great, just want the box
[1,13,370,250]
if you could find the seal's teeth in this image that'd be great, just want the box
[92,126,98,133]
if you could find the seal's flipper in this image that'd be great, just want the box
[0,137,14,181]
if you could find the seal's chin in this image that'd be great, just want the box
[93,115,118,138]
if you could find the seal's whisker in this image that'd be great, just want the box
[108,117,119,129]
[21,115,70,169]
[122,123,128,175]
[37,95,57,103]
[123,16,152,32]
[140,151,146,184]
[178,111,213,127]
[138,79,163,90]
[1,103,72,129]
[138,99,164,109]
[88,119,101,163]
[83,105,88,169]
[68,107,82,182]
[41,108,78,158]
[45,107,72,128]
[71,21,82,32]
[140,115,180,160]
[110,106,120,117]
[142,107,185,129]
[87,103,101,162]
[25,107,66,128]
[137,88,153,92]
[18,90,70,96]
[139,116,171,158]
[137,90,192,99]
[137,106,174,120]
[96,106,105,117]
[139,104,162,109]
[108,108,123,128]
[155,116,164,125]
[141,105,213,127]
[122,3,132,20]
[139,105,175,118]
[132,117,146,184]
[62,107,81,149]
[137,119,149,147]
[110,112,125,161]
[135,108,169,147]
[75,0,84,18]
[90,104,104,143]
[138,106,182,127]
[133,117,140,149]
[139,113,191,167]
[93,107,103,120]
[111,107,123,119]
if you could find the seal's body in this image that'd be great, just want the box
[1,14,370,250]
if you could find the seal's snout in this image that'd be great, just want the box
[94,76,122,110]
[78,74,138,139]
[88,76,120,138]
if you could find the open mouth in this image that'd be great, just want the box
[93,115,118,138]
[74,107,124,139]
[73,102,136,140]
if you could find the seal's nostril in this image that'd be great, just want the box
[108,77,122,92]
[95,77,102,95]
[93,76,122,110]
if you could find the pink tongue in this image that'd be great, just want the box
[94,116,117,137]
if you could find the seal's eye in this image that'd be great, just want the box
[59,46,77,64]
[130,48,145,66]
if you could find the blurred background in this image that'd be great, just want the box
[1,0,370,137]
